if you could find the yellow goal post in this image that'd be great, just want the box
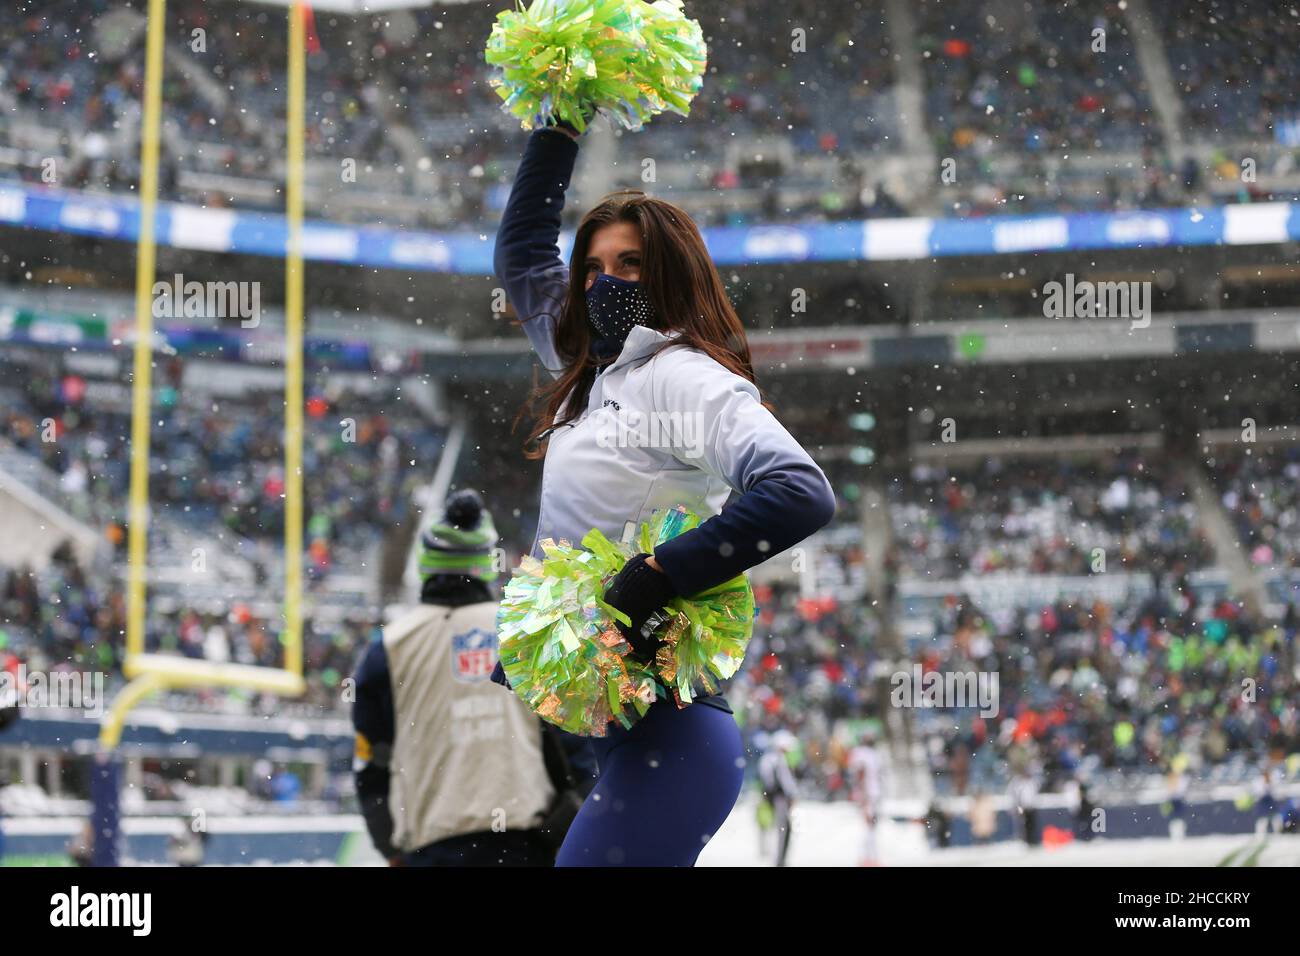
[102,0,310,747]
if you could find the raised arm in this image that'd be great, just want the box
[493,125,582,379]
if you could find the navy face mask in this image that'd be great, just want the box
[585,273,656,348]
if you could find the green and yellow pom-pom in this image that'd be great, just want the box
[496,506,754,736]
[484,0,707,133]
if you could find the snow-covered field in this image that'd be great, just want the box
[340,796,1300,866]
[19,797,1280,866]
[697,798,1300,867]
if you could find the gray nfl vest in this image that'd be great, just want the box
[383,601,554,851]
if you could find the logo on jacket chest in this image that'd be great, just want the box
[451,627,497,682]
[593,405,706,458]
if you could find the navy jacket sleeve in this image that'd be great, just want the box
[647,350,837,596]
[352,638,397,859]
[493,128,581,379]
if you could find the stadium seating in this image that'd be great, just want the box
[3,0,1297,228]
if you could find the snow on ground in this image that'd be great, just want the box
[697,797,1300,867]
[323,796,1300,866]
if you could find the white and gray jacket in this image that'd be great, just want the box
[494,128,836,600]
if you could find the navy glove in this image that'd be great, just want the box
[602,553,679,663]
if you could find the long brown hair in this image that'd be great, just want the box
[520,191,759,457]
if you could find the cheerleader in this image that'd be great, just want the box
[491,118,836,866]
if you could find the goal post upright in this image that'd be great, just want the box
[105,0,310,762]
[125,0,168,664]
[283,0,307,679]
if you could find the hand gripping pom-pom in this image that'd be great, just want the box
[495,506,755,736]
[484,0,708,133]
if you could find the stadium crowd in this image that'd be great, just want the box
[0,353,438,712]
[2,0,1297,226]
[0,543,374,712]
[1164,0,1300,140]
[920,0,1156,154]
[1,357,442,581]
[887,454,1216,579]
[910,587,1298,797]
[1211,443,1300,573]
[729,534,1299,802]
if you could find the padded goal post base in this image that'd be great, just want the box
[123,654,307,696]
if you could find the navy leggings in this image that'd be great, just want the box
[555,701,744,867]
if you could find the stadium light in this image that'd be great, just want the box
[847,412,877,467]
